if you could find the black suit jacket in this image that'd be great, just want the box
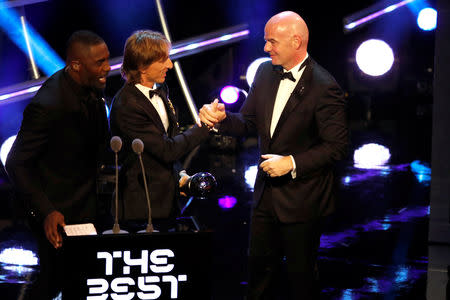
[110,83,210,220]
[5,69,109,224]
[220,58,348,222]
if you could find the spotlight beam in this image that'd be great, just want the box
[343,0,417,33]
[0,0,49,8]
[1,25,250,105]
[0,1,65,76]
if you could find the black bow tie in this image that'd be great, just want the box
[280,71,295,82]
[149,87,163,99]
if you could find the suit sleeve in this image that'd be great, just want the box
[293,83,348,177]
[113,99,210,164]
[5,102,55,219]
[219,64,264,137]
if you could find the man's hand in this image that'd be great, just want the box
[179,171,190,197]
[260,154,293,177]
[43,211,66,249]
[198,98,226,127]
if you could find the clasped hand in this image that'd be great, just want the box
[198,99,226,128]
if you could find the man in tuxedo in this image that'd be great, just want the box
[5,30,111,299]
[199,11,348,299]
[109,30,210,231]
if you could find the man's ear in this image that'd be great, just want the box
[293,35,302,50]
[71,61,80,71]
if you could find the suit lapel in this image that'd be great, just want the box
[131,85,167,133]
[271,58,313,141]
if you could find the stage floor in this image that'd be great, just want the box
[0,131,433,299]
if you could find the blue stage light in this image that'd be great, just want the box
[0,2,64,76]
[417,7,437,31]
[356,39,394,76]
[0,135,16,167]
[246,57,271,87]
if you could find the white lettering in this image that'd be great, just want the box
[110,277,135,300]
[149,249,174,273]
[137,276,161,299]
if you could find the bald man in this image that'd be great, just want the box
[6,30,111,299]
[200,11,348,299]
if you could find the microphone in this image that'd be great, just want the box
[104,136,128,235]
[132,138,154,233]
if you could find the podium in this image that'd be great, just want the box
[62,231,212,300]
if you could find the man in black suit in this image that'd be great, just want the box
[5,30,111,299]
[110,30,210,231]
[200,11,348,299]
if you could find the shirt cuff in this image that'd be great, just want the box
[289,155,297,179]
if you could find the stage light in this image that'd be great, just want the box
[1,135,16,167]
[220,86,240,104]
[356,39,394,76]
[410,160,431,184]
[218,195,237,210]
[0,2,64,76]
[244,165,258,189]
[104,103,110,119]
[353,143,391,169]
[246,57,271,87]
[343,0,417,33]
[417,8,437,31]
[0,247,38,266]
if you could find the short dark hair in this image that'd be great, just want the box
[66,30,105,63]
[121,30,171,84]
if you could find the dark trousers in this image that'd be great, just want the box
[24,223,63,300]
[248,187,322,300]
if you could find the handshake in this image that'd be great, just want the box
[197,99,227,129]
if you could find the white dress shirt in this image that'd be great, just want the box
[270,53,309,178]
[135,83,170,132]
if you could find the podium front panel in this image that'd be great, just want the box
[62,231,212,300]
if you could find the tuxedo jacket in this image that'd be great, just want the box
[5,69,109,224]
[109,83,209,220]
[220,58,348,222]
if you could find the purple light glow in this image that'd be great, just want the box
[344,0,416,30]
[218,195,237,210]
[341,164,409,186]
[220,86,240,104]
[170,29,249,56]
[320,206,429,249]
[0,85,40,102]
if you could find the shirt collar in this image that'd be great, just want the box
[135,83,159,99]
[284,53,309,80]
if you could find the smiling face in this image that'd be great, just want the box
[77,42,111,90]
[263,11,309,71]
[139,46,173,88]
